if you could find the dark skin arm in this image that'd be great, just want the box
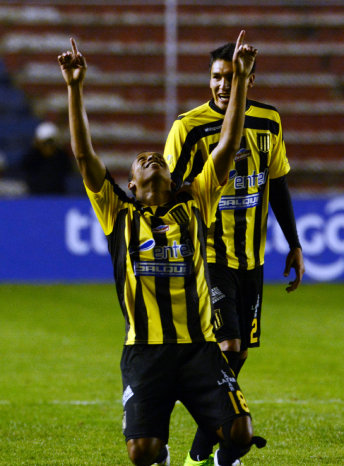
[211,30,257,184]
[58,38,106,192]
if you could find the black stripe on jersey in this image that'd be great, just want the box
[185,149,204,184]
[234,156,249,269]
[253,152,268,267]
[105,169,134,204]
[214,207,227,265]
[108,208,131,343]
[244,115,280,136]
[179,218,204,342]
[172,119,223,189]
[106,169,148,213]
[130,210,149,343]
[150,215,177,343]
[247,99,278,112]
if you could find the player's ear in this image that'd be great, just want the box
[248,73,255,88]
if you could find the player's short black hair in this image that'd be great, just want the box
[209,42,256,74]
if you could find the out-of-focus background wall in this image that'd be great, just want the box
[0,0,343,283]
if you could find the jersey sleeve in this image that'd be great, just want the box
[269,111,290,179]
[84,175,127,236]
[190,156,224,227]
[163,118,194,189]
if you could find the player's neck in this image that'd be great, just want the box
[135,184,173,206]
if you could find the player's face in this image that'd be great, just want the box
[129,152,171,191]
[210,59,233,111]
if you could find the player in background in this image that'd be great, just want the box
[58,33,266,466]
[164,39,305,466]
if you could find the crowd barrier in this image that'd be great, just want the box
[1,195,343,282]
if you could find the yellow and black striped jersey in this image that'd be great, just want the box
[164,99,290,270]
[85,157,224,345]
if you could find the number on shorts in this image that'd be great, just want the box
[250,318,258,343]
[228,390,250,414]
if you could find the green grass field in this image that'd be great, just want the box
[0,283,343,465]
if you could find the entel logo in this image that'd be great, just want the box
[266,196,344,281]
[65,208,108,255]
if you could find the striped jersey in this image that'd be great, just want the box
[164,99,290,270]
[85,157,224,345]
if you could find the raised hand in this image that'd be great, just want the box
[58,38,87,86]
[232,30,257,78]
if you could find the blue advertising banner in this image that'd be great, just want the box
[1,195,344,282]
[266,195,344,283]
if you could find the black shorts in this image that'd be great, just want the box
[209,263,263,350]
[120,342,251,443]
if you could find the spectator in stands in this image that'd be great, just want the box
[22,121,73,194]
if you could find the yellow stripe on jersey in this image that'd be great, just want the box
[85,158,223,345]
[164,99,290,270]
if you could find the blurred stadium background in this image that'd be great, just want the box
[0,0,343,283]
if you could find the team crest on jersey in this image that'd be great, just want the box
[170,205,189,224]
[257,133,270,153]
[152,224,170,234]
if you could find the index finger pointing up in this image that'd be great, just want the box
[235,30,246,51]
[70,37,78,56]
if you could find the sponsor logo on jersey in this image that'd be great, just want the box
[227,168,268,190]
[219,193,261,210]
[204,124,222,133]
[138,239,155,251]
[234,147,251,162]
[154,239,194,260]
[133,239,194,260]
[229,169,237,180]
[134,261,193,277]
[152,224,170,233]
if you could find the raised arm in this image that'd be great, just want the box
[212,30,257,184]
[58,38,106,192]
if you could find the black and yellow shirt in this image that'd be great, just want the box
[164,99,290,270]
[85,157,224,345]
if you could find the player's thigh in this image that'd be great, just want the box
[239,265,264,348]
[208,263,241,342]
[121,345,176,443]
[177,342,251,433]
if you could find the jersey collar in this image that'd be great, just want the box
[209,98,251,115]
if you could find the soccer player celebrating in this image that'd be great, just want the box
[164,38,305,465]
[58,32,265,466]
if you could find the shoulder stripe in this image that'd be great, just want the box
[247,99,278,112]
[172,119,223,189]
[105,169,137,205]
[244,115,280,136]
